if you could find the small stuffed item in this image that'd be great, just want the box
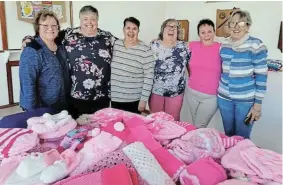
[40,149,82,183]
[16,149,61,178]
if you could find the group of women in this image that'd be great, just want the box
[19,5,268,139]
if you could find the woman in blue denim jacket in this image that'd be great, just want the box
[19,10,70,111]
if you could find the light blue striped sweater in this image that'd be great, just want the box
[218,34,268,104]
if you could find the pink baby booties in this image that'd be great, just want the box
[180,157,227,185]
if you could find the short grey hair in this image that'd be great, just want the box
[229,10,252,26]
[158,18,181,40]
[79,5,99,17]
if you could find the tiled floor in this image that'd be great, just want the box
[0,106,23,119]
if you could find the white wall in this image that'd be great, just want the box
[164,1,282,59]
[0,51,10,106]
[72,1,165,44]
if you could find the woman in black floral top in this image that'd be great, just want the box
[149,19,191,121]
[23,6,117,118]
[62,6,117,118]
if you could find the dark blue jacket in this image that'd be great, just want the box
[19,37,70,111]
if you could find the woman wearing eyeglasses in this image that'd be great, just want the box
[149,19,191,121]
[218,10,268,139]
[19,10,70,111]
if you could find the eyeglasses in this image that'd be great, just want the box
[228,21,247,28]
[39,24,59,30]
[165,25,178,30]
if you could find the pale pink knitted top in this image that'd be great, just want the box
[188,41,221,95]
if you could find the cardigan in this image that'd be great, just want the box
[218,34,268,104]
[19,37,70,111]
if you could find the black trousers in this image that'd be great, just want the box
[111,100,140,114]
[69,97,110,119]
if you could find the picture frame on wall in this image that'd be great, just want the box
[178,20,189,42]
[216,8,239,37]
[16,1,68,24]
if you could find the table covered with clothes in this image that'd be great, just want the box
[0,108,281,185]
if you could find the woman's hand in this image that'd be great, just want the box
[138,100,147,112]
[249,103,262,123]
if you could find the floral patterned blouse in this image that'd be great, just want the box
[59,27,117,101]
[150,40,190,97]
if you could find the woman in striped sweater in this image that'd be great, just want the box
[110,17,154,114]
[218,10,268,139]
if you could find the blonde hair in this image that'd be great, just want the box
[158,18,182,40]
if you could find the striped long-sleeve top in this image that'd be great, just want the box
[110,39,154,102]
[218,34,268,104]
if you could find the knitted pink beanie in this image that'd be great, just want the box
[217,179,255,185]
[146,119,187,141]
[180,157,227,185]
[100,117,131,141]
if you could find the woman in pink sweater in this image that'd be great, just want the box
[186,19,221,128]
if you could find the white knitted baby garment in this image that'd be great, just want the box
[122,142,175,185]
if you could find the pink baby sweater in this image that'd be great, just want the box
[188,41,221,95]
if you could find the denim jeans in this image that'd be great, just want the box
[217,97,254,139]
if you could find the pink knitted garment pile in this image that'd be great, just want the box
[70,131,123,176]
[221,139,282,184]
[124,116,186,181]
[146,119,187,142]
[167,128,226,164]
[0,128,39,160]
[84,149,149,185]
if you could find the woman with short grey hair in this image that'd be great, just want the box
[218,9,268,139]
[149,18,191,121]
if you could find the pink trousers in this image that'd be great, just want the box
[149,93,184,121]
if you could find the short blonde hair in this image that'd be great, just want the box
[229,10,252,26]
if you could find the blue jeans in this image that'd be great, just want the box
[217,97,254,139]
